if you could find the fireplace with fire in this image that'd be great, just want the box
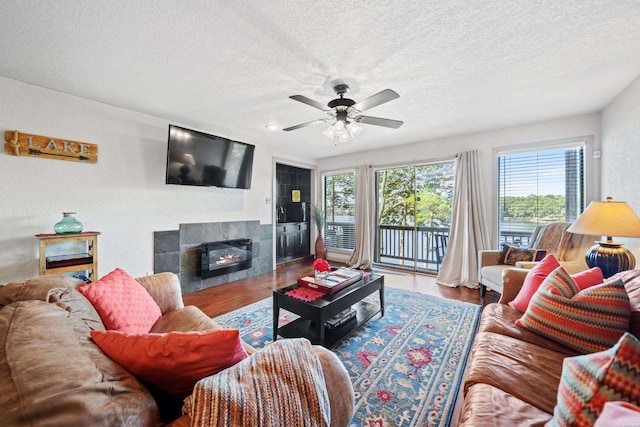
[201,238,252,279]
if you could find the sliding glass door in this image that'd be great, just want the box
[374,162,454,272]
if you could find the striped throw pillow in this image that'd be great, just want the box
[515,266,630,354]
[549,332,640,427]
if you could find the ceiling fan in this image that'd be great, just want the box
[283,84,403,142]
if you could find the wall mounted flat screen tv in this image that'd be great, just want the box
[165,125,255,189]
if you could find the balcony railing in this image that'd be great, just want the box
[499,230,534,247]
[325,221,355,250]
[376,224,450,272]
[327,221,534,273]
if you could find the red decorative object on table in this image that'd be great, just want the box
[284,287,325,302]
[312,259,330,272]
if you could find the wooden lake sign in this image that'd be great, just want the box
[4,130,98,163]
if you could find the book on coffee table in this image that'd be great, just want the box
[325,307,357,330]
[297,268,363,294]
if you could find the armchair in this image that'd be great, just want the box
[478,222,595,298]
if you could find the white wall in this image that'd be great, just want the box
[317,113,602,262]
[0,77,312,283]
[601,73,640,257]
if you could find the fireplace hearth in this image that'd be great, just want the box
[201,238,252,279]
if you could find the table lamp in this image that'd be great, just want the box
[567,197,640,278]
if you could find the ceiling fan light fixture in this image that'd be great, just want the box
[337,132,351,143]
[346,121,362,139]
[323,119,361,143]
[323,124,336,139]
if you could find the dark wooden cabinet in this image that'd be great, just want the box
[276,222,310,263]
[276,228,286,259]
[298,223,310,255]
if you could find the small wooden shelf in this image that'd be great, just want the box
[46,253,93,269]
[36,232,100,282]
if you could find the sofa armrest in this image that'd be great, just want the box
[498,268,529,304]
[514,261,537,269]
[136,272,184,314]
[478,250,502,267]
[313,345,355,427]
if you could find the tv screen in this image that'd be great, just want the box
[165,125,255,189]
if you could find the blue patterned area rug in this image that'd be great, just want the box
[214,286,481,427]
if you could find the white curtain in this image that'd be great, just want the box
[436,150,491,288]
[348,165,374,270]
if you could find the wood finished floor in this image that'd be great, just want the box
[183,258,500,318]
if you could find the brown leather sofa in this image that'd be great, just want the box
[0,273,354,426]
[458,268,640,426]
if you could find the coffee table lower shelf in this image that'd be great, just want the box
[276,300,380,348]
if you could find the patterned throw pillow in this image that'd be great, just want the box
[498,244,538,265]
[549,333,640,427]
[79,268,162,334]
[515,266,630,354]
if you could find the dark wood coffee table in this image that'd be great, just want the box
[273,273,384,348]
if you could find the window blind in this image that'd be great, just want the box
[498,146,584,246]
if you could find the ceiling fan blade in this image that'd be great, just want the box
[289,95,328,111]
[283,118,330,131]
[355,115,403,129]
[350,89,399,112]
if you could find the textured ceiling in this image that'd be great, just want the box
[1,1,640,159]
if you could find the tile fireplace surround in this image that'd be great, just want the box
[153,220,273,294]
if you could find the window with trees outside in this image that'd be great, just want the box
[323,171,356,250]
[498,144,585,246]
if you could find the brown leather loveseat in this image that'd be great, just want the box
[0,272,354,426]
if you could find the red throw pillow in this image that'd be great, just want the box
[509,254,605,313]
[91,329,248,399]
[79,268,162,333]
[509,254,560,312]
[572,267,605,291]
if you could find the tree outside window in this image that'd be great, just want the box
[323,172,356,250]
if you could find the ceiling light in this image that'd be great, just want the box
[265,123,279,131]
[323,119,362,143]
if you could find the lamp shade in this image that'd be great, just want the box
[181,153,196,166]
[567,198,640,239]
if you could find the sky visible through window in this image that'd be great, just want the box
[502,148,567,197]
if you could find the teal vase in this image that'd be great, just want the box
[54,212,83,234]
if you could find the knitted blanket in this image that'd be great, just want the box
[183,338,330,427]
[531,222,572,260]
